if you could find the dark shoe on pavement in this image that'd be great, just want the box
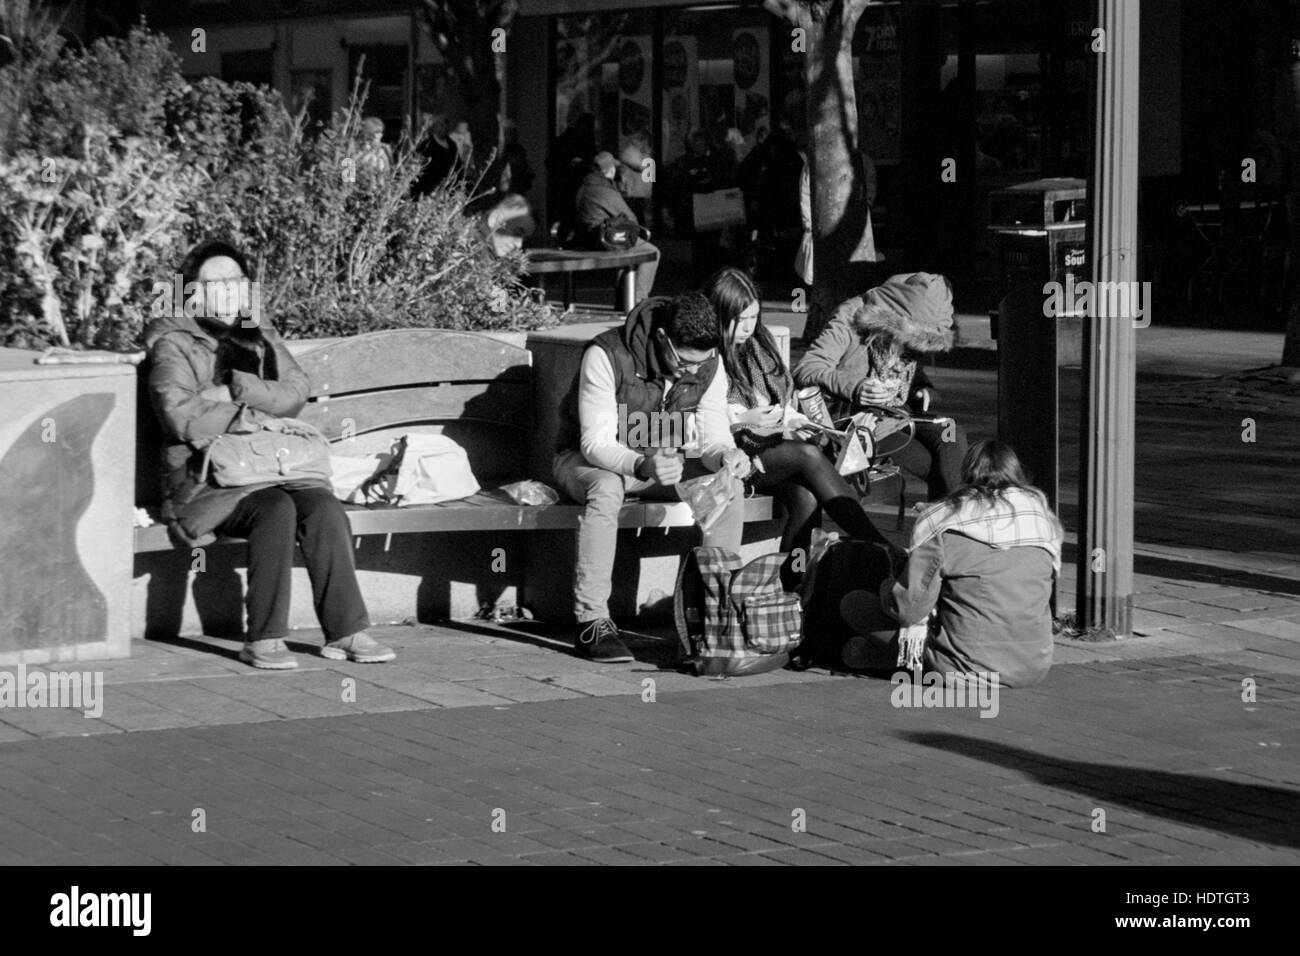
[321,631,396,663]
[574,618,634,663]
[841,635,873,671]
[239,638,299,670]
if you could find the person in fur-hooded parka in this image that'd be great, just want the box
[793,272,968,499]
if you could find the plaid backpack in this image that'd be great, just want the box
[673,548,804,677]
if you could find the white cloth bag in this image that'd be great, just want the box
[330,453,387,503]
[392,433,480,505]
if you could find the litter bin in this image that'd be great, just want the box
[988,178,1087,356]
[988,177,1088,306]
[987,178,1088,519]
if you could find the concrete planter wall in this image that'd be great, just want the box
[0,348,136,665]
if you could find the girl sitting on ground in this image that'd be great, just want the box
[704,267,895,587]
[858,439,1063,687]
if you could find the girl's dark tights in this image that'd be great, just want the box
[750,440,890,586]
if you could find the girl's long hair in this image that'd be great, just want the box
[703,266,789,406]
[942,439,1053,515]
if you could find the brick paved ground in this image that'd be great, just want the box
[2,325,1296,865]
[1,602,1298,865]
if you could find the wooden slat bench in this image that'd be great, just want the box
[134,328,774,553]
[134,490,776,551]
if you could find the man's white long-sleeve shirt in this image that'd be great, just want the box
[576,346,735,476]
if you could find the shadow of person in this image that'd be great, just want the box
[901,731,1300,850]
[1,394,111,652]
[189,545,247,638]
[438,617,681,668]
[139,539,247,655]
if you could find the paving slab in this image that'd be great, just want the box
[3,652,1298,865]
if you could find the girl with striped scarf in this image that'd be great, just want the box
[704,267,896,589]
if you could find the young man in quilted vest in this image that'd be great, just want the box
[553,293,754,662]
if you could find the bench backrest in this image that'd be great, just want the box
[293,329,533,485]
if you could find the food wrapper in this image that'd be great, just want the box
[501,479,560,506]
[677,469,736,533]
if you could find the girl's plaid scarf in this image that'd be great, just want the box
[910,487,1063,573]
[898,487,1063,670]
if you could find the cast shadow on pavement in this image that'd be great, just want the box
[1131,554,1300,598]
[902,731,1300,850]
[438,619,683,669]
[1058,541,1300,597]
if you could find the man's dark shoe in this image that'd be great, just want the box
[574,618,634,663]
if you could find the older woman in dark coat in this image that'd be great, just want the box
[146,239,394,670]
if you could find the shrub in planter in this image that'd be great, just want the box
[0,14,200,349]
[190,90,558,338]
[0,129,202,350]
[0,11,557,351]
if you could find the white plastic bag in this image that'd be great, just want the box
[392,433,480,505]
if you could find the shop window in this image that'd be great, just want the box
[937,3,1052,182]
[552,12,655,226]
[220,49,273,87]
[415,63,461,129]
[660,6,772,242]
[348,43,408,141]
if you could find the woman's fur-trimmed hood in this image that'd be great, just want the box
[835,272,955,353]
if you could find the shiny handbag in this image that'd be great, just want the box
[733,426,786,459]
[599,217,640,250]
[198,415,332,488]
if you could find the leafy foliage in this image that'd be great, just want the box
[0,10,556,350]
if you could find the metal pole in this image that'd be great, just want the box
[1076,0,1140,636]
[409,6,421,135]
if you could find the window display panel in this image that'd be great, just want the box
[553,12,655,227]
[660,6,770,244]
